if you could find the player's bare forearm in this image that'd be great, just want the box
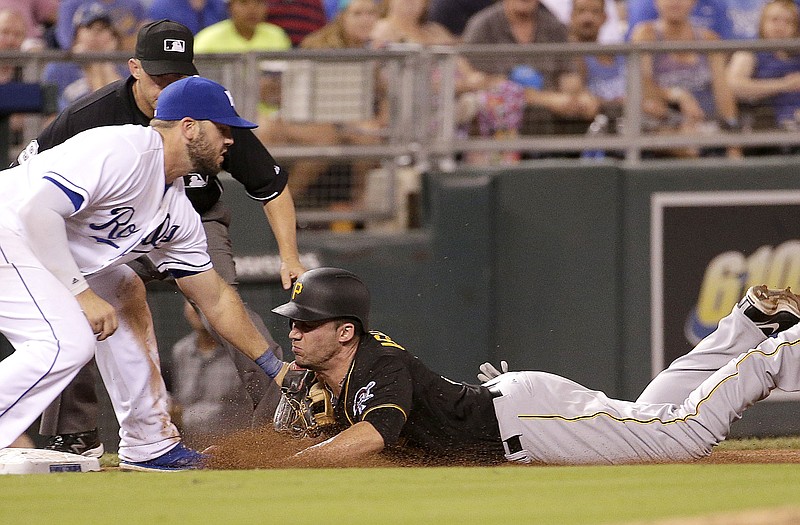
[263,189,305,289]
[176,270,270,360]
[294,421,385,464]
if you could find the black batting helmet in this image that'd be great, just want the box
[272,267,370,332]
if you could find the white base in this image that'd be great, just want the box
[0,448,101,474]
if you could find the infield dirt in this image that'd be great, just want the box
[204,427,800,469]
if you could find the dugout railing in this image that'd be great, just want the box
[4,38,800,225]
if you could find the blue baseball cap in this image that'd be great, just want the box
[72,3,113,33]
[154,76,257,129]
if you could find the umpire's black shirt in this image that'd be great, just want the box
[334,331,505,461]
[34,76,288,214]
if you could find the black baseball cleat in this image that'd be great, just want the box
[737,285,800,336]
[43,429,104,458]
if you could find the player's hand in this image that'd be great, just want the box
[477,360,509,383]
[280,259,306,290]
[75,288,118,341]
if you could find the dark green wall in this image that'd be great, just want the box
[490,163,623,392]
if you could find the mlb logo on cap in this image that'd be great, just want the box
[164,39,185,52]
[135,19,198,76]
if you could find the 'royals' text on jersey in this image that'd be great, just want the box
[0,125,211,277]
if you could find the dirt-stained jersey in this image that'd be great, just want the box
[335,331,505,460]
[0,124,211,277]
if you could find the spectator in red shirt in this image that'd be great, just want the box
[266,0,327,46]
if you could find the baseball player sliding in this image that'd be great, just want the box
[266,268,800,465]
[0,77,282,471]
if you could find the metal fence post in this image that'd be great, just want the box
[624,47,643,164]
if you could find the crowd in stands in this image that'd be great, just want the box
[4,1,800,174]
[259,0,386,207]
[630,0,741,158]
[727,0,800,142]
[0,8,28,148]
[42,2,125,114]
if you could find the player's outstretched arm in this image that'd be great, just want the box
[176,270,273,361]
[177,270,292,381]
[294,421,385,464]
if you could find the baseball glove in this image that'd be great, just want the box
[273,363,335,438]
[308,381,335,429]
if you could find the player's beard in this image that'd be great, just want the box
[187,125,224,178]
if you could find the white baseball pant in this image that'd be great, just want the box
[0,229,96,448]
[0,228,180,460]
[87,265,180,462]
[637,305,766,404]
[488,311,800,464]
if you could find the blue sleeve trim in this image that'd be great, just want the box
[43,175,84,211]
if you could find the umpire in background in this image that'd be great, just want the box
[22,19,305,456]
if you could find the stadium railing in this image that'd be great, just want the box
[3,38,800,227]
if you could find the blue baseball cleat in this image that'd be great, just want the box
[118,442,208,472]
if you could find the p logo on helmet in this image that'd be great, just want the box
[272,267,370,334]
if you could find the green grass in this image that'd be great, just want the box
[2,461,800,524]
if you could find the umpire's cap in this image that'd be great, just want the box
[272,268,370,333]
[136,19,198,76]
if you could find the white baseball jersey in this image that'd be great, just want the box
[0,124,210,452]
[0,124,211,278]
